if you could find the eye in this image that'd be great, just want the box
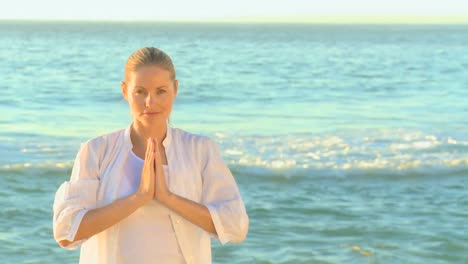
[135,89,145,95]
[157,90,166,94]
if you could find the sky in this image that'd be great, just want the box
[1,0,467,22]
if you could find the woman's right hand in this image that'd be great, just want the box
[135,138,156,204]
[58,138,158,247]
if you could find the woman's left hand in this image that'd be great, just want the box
[150,138,218,236]
[153,137,171,202]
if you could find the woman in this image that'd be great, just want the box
[52,47,249,264]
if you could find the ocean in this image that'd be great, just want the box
[0,21,467,263]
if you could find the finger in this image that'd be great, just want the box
[157,150,162,168]
[151,139,158,174]
[154,137,159,160]
[145,153,151,168]
[151,138,156,158]
[145,143,154,177]
[150,148,155,168]
[145,138,152,159]
[151,139,156,164]
[147,148,153,166]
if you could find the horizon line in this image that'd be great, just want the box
[1,16,468,24]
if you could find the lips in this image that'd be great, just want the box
[143,112,161,115]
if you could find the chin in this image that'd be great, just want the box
[139,116,167,124]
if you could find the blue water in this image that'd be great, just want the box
[0,21,467,263]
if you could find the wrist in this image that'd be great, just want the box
[132,193,150,207]
[157,190,174,205]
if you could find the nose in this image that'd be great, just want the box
[145,93,156,107]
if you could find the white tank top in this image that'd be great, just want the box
[115,150,185,264]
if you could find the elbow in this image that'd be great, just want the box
[239,220,249,242]
[231,213,249,243]
[230,229,248,243]
[53,224,81,250]
[208,201,249,244]
[53,207,90,250]
[58,239,73,248]
[56,236,84,250]
[54,228,76,249]
[53,222,74,249]
[232,230,248,243]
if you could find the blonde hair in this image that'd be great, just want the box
[124,47,176,83]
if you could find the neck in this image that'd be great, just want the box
[130,120,168,149]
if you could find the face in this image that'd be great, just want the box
[121,65,178,127]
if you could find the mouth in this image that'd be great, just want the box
[143,112,161,115]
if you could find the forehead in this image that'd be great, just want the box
[130,65,173,84]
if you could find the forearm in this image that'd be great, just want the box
[59,194,145,247]
[160,193,217,235]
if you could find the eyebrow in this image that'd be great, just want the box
[135,85,168,89]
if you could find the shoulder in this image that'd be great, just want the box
[171,127,218,150]
[79,127,126,154]
[172,127,210,143]
[171,127,224,167]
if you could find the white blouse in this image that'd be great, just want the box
[52,122,249,264]
[117,151,184,264]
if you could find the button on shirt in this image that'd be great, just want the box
[52,122,249,264]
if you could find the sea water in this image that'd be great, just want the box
[0,22,467,263]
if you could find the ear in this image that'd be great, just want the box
[173,80,178,97]
[121,81,128,101]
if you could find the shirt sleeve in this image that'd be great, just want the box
[52,140,101,250]
[201,138,249,244]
